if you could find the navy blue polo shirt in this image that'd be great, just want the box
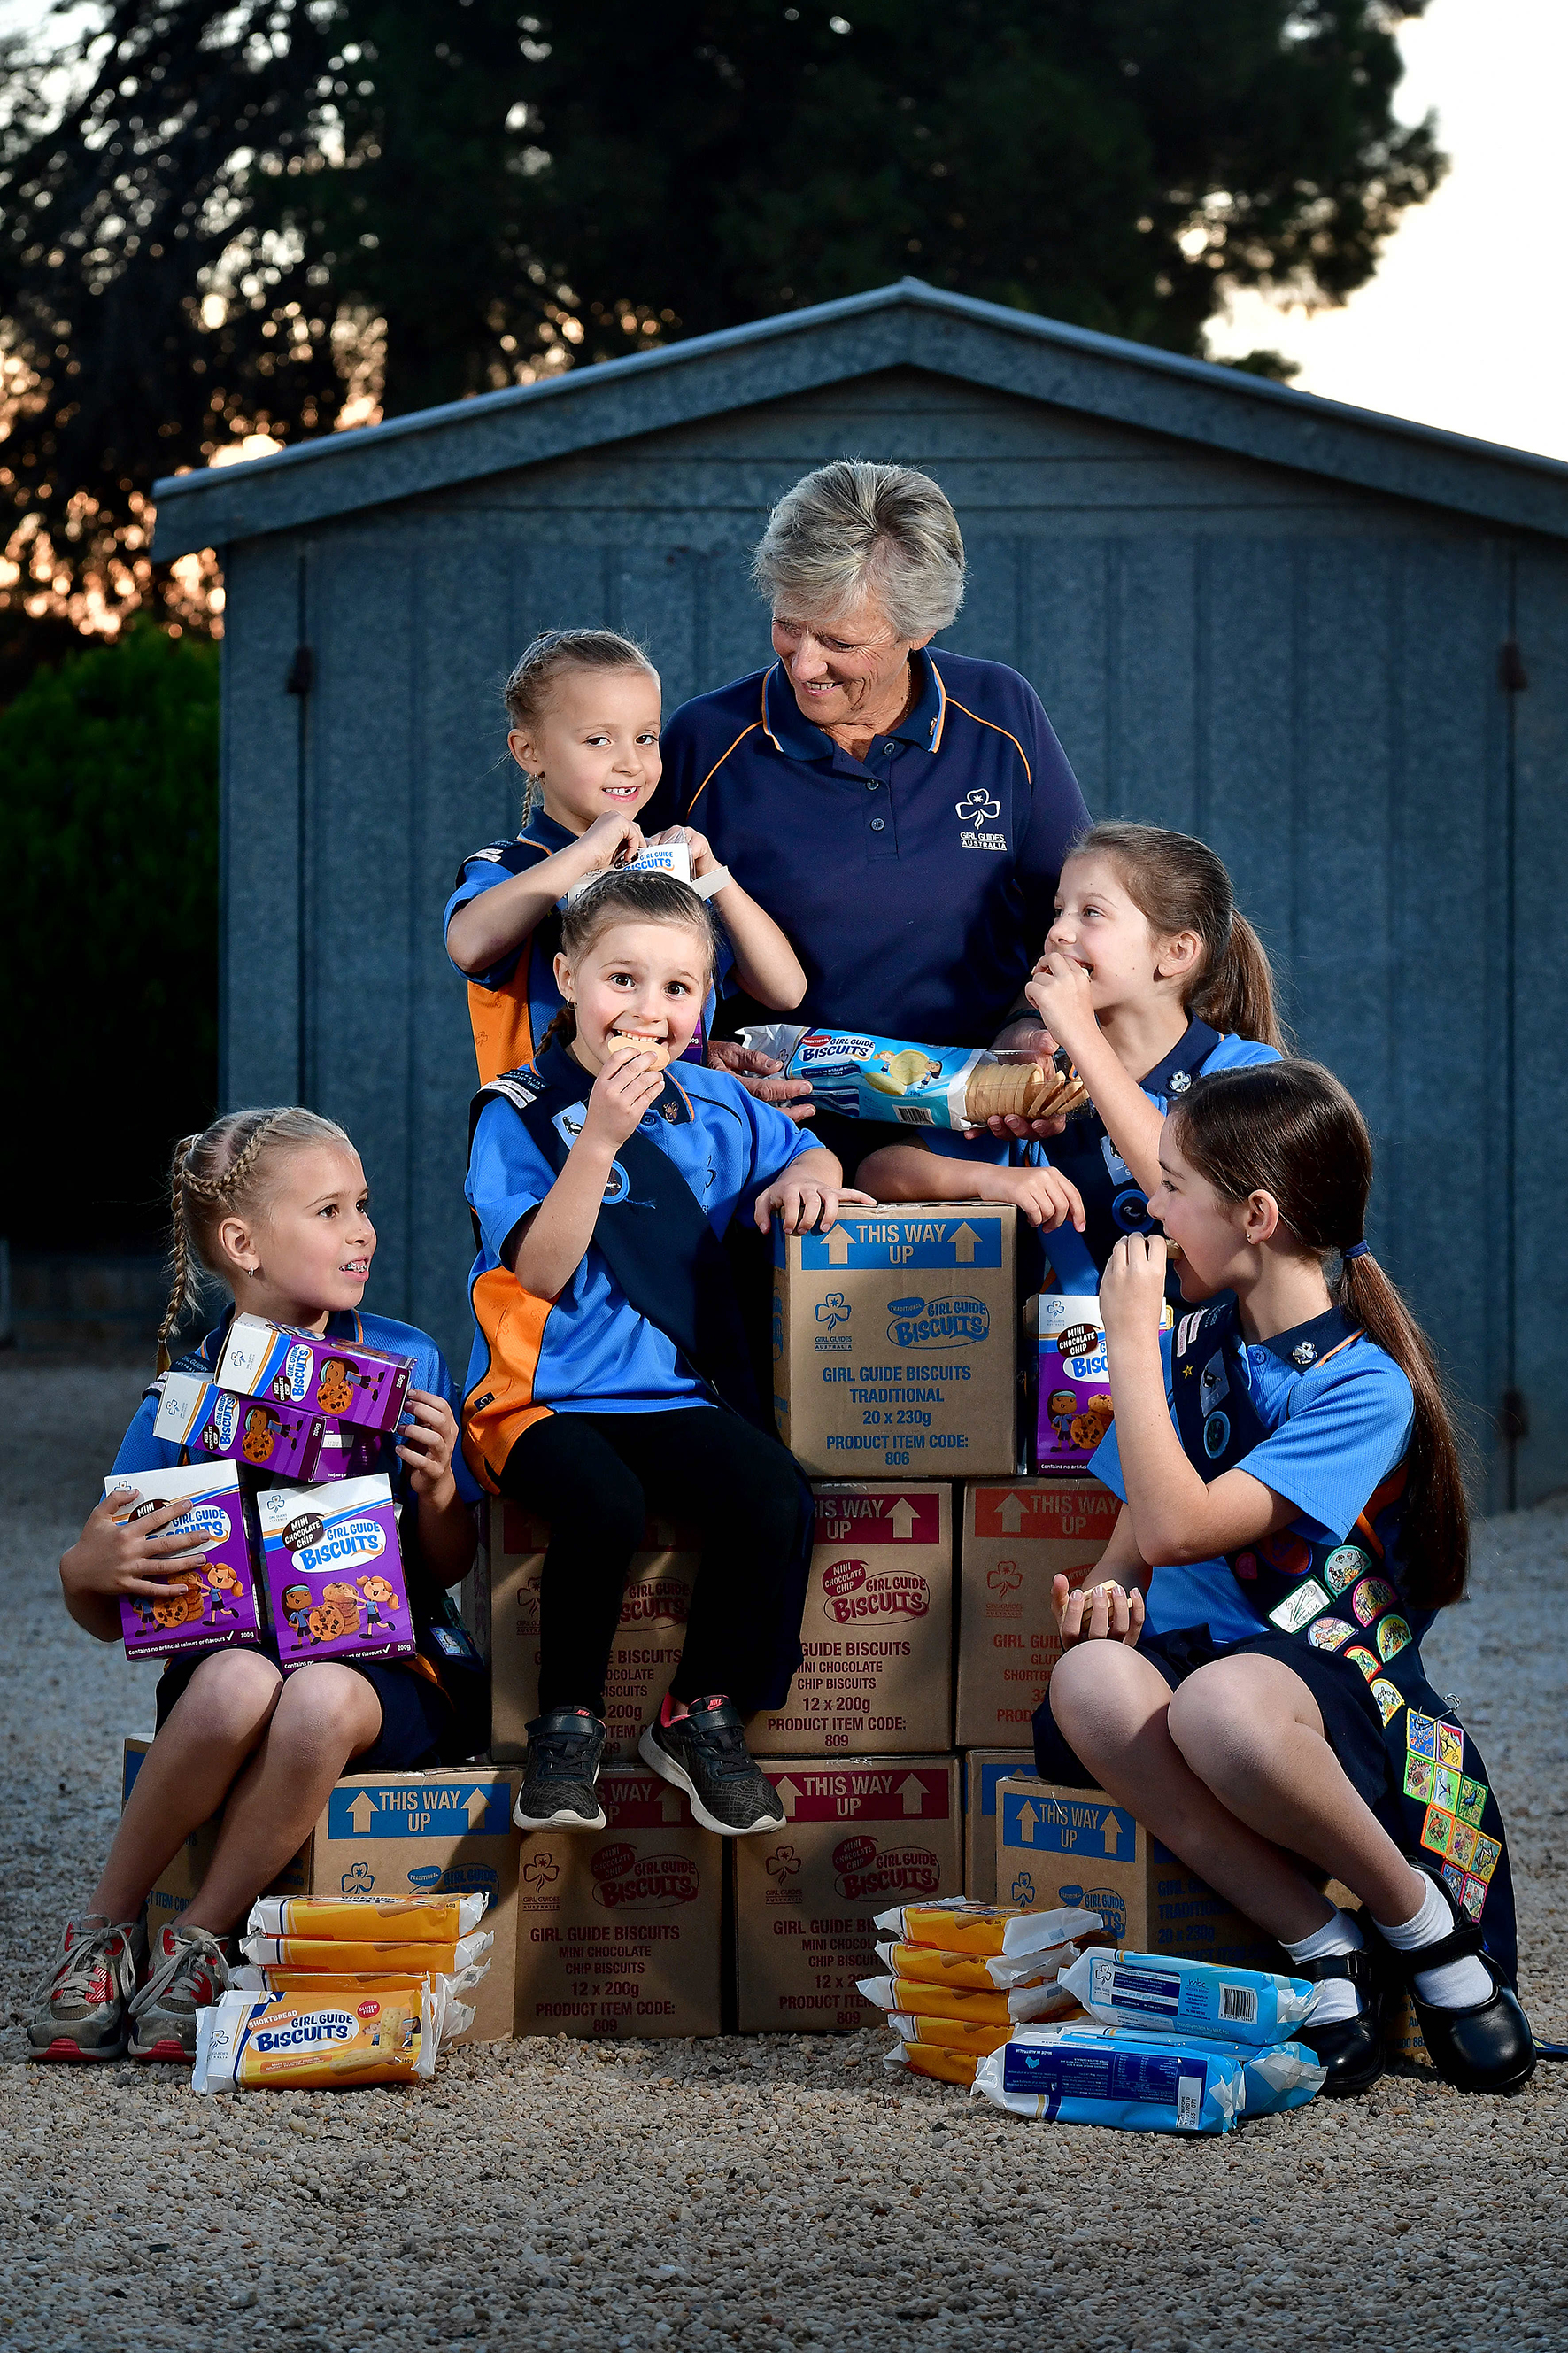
[646,649,1090,1045]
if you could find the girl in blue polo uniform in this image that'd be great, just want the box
[1034,1059,1533,2100]
[29,1108,482,2067]
[861,822,1285,1288]
[445,626,805,1085]
[462,865,854,1842]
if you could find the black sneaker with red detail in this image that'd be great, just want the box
[638,1697,784,1836]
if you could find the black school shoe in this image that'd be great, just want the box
[638,1698,785,1836]
[1291,1946,1386,2097]
[1365,1869,1536,2096]
[514,1707,608,1831]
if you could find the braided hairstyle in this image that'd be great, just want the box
[503,628,657,828]
[537,868,721,1056]
[157,1107,353,1370]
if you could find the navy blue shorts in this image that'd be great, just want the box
[1032,1622,1391,1811]
[154,1633,450,1772]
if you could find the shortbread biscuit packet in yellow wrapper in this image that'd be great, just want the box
[246,1893,487,1941]
[883,2039,978,2087]
[230,1969,475,2047]
[238,1931,492,1974]
[873,1939,1082,1993]
[858,1975,1078,2028]
[873,1897,1101,1960]
[193,1984,437,2092]
[886,2010,1013,2059]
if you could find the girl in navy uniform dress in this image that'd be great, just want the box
[445,628,807,1087]
[28,1109,481,2065]
[1036,1061,1533,2096]
[462,867,862,1840]
[861,823,1284,1287]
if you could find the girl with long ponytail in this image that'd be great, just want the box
[1033,1059,1533,2101]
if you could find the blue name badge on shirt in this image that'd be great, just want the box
[1001,1789,1136,1858]
[327,1779,512,1838]
[797,1215,1003,1271]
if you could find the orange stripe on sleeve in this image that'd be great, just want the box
[461,1265,554,1495]
[944,697,1032,786]
[686,724,761,816]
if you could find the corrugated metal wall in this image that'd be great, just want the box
[220,368,1564,1507]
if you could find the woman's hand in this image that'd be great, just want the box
[754,1181,875,1236]
[967,1026,1071,1142]
[1025,951,1099,1062]
[61,1490,208,1606]
[580,1043,667,1153]
[397,1389,460,1508]
[707,1039,816,1124]
[1053,1572,1145,1648]
[1099,1231,1170,1346]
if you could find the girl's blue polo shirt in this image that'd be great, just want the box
[1091,1306,1416,1644]
[647,648,1090,1045]
[464,1062,815,1417]
[112,1311,482,1507]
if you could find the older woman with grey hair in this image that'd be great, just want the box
[647,459,1090,1178]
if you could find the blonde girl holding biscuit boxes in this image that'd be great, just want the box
[445,628,807,1087]
[860,823,1284,1286]
[28,1109,481,2066]
[462,866,862,1839]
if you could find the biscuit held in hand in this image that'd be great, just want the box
[604,1034,670,1073]
[1053,1571,1144,1647]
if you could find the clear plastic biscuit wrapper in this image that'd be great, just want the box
[1055,1949,1317,2047]
[232,1968,477,2047]
[738,1024,1089,1131]
[193,1982,439,2092]
[973,2024,1248,2136]
[245,1893,488,1941]
[857,1973,1077,2027]
[874,1896,1102,1960]
[873,1936,1081,1992]
[240,1931,493,1975]
[885,2010,1013,2060]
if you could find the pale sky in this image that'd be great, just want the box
[1205,0,1568,462]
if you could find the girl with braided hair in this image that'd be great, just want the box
[28,1109,483,2067]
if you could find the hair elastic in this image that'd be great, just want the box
[1341,1241,1371,1261]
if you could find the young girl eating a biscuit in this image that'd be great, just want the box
[28,1110,481,2066]
[860,823,1284,1282]
[463,866,862,1838]
[1037,1059,1533,2099]
[445,628,807,1086]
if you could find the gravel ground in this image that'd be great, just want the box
[2,1358,1564,2353]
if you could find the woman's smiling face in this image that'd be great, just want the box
[769,589,930,732]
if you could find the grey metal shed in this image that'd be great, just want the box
[153,278,1568,1511]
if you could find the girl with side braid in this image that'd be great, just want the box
[27,1108,483,2067]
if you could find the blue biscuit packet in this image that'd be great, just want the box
[1056,1949,1315,2047]
[973,2025,1245,2135]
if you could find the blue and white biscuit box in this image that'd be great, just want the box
[771,1201,1018,1479]
[994,1776,1279,1971]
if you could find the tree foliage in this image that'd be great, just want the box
[0,622,219,1244]
[0,0,1444,621]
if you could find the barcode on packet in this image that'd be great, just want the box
[894,1106,936,1125]
[1219,1984,1258,2024]
[1177,2073,1203,2129]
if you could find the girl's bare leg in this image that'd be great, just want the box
[88,1650,284,1922]
[1049,1645,1417,1941]
[181,1662,382,1934]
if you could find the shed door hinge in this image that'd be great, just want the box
[285,645,314,698]
[1499,639,1528,693]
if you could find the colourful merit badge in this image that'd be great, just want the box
[254,1475,413,1671]
[1322,1544,1374,1595]
[103,1460,264,1661]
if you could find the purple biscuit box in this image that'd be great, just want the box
[152,1369,328,1481]
[311,1418,389,1483]
[214,1313,413,1435]
[255,1474,414,1671]
[1031,1293,1116,1474]
[102,1461,264,1660]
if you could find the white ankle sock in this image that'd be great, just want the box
[1375,1876,1491,2008]
[1282,1908,1365,2024]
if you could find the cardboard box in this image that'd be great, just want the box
[122,1742,519,2043]
[104,1462,264,1661]
[772,1203,1018,1479]
[489,1498,696,1761]
[955,1479,1120,1747]
[733,1756,962,2032]
[994,1776,1278,1970]
[962,1749,1034,1902]
[514,1769,722,2040]
[747,1482,954,1757]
